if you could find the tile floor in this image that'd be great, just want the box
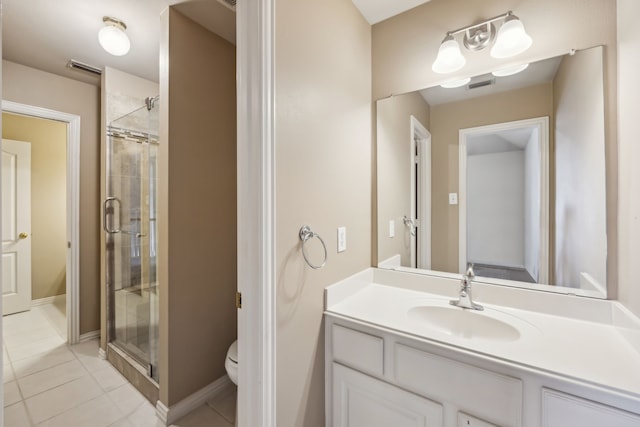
[3,301,236,427]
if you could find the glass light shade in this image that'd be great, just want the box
[440,77,471,88]
[99,24,130,56]
[432,37,466,74]
[490,17,532,59]
[492,63,529,77]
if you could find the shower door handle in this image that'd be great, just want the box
[103,197,122,234]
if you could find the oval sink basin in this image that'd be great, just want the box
[407,305,521,342]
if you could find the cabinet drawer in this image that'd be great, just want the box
[394,343,522,427]
[458,412,498,427]
[332,324,383,376]
[542,388,640,427]
[333,363,443,427]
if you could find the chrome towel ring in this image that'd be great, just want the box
[299,225,327,269]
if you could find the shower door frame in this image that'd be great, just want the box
[104,120,159,379]
[2,100,81,344]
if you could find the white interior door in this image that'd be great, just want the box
[2,139,32,315]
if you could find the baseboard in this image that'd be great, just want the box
[31,294,66,307]
[155,374,234,425]
[79,330,100,342]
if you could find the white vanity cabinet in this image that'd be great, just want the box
[325,314,640,427]
[326,317,520,427]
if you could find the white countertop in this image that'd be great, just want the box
[325,268,640,400]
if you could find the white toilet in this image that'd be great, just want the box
[225,340,238,426]
[225,340,238,385]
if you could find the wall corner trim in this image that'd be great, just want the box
[155,375,234,426]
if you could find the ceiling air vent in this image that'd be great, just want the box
[67,60,102,76]
[468,79,495,90]
[217,0,236,12]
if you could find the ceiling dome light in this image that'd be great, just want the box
[492,63,529,77]
[98,16,130,56]
[490,14,532,59]
[440,77,471,88]
[432,35,466,74]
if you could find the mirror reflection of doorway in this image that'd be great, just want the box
[459,117,549,284]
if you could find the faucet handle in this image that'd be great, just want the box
[465,264,475,279]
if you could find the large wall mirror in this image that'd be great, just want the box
[377,45,607,298]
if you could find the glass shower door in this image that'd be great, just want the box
[105,100,159,381]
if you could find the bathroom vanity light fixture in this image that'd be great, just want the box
[98,16,130,56]
[432,11,532,74]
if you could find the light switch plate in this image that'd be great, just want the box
[337,227,346,252]
[449,193,458,205]
[389,220,395,238]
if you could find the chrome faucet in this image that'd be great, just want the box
[450,264,484,311]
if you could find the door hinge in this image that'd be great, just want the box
[235,292,242,309]
[68,241,71,249]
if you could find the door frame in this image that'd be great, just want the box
[2,100,81,344]
[236,0,276,426]
[410,116,431,270]
[458,116,549,282]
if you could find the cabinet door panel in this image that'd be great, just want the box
[542,388,640,427]
[333,363,443,427]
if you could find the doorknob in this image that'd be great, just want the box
[18,232,28,239]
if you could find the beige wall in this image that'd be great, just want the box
[617,0,640,316]
[275,0,371,425]
[553,48,607,288]
[3,113,67,299]
[100,68,159,351]
[429,83,554,273]
[158,8,237,406]
[377,92,429,265]
[3,60,101,334]
[372,0,618,295]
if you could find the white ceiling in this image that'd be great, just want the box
[351,0,431,24]
[3,0,425,87]
[2,0,236,86]
[467,128,536,156]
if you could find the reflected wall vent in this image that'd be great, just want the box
[217,0,236,12]
[67,60,102,76]
[468,79,495,90]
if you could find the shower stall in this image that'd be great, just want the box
[104,96,159,383]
